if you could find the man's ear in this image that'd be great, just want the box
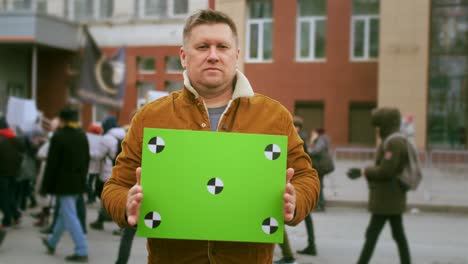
[179,47,187,68]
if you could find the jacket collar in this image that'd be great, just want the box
[182,70,255,101]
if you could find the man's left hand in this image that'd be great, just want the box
[284,168,296,222]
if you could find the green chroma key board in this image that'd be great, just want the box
[137,128,288,243]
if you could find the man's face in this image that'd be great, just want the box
[180,23,239,94]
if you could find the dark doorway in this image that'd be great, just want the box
[349,102,376,146]
[295,101,324,141]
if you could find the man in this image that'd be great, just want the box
[40,106,90,262]
[274,116,314,264]
[347,107,411,264]
[102,9,319,263]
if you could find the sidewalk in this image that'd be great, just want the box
[324,160,468,213]
[1,206,466,264]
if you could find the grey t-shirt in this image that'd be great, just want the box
[208,105,227,131]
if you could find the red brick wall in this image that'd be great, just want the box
[244,0,377,145]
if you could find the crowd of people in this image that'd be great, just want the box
[1,9,418,264]
[0,109,132,263]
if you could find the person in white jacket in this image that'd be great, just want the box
[85,124,103,204]
[90,116,126,230]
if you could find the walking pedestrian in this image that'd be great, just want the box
[308,128,334,212]
[275,117,321,263]
[115,227,137,264]
[0,116,24,246]
[85,123,103,204]
[114,112,138,264]
[89,116,126,231]
[40,106,90,262]
[35,118,87,235]
[347,107,411,264]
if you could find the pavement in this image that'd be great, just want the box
[0,205,467,263]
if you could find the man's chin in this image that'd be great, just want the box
[200,78,224,89]
[203,82,223,90]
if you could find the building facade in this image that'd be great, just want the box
[216,0,467,149]
[0,0,208,127]
[219,0,379,147]
[1,0,466,149]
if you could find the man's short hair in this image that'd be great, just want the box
[183,9,238,46]
[59,105,79,123]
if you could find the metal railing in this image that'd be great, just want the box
[333,147,376,162]
[329,147,468,203]
[332,147,461,168]
[429,149,468,170]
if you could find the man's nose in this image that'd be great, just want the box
[207,46,220,62]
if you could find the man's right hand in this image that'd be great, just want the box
[126,167,143,226]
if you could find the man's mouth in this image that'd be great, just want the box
[204,67,221,72]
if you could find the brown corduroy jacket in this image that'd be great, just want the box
[102,71,320,263]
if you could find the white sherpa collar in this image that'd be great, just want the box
[183,69,255,100]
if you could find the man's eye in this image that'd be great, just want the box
[197,45,209,50]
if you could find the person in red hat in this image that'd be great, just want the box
[0,116,24,246]
[86,123,103,204]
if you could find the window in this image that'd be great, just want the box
[171,0,188,16]
[137,0,188,18]
[11,0,32,10]
[36,0,47,13]
[137,82,155,108]
[246,0,273,62]
[93,104,110,123]
[351,0,379,60]
[165,56,183,73]
[165,81,183,93]
[70,0,93,21]
[296,0,327,61]
[98,0,113,19]
[66,0,113,21]
[137,56,156,74]
[7,82,26,98]
[0,0,46,12]
[428,2,468,149]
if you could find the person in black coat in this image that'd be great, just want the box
[40,106,90,262]
[0,116,24,246]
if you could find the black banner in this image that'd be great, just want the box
[77,26,126,109]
